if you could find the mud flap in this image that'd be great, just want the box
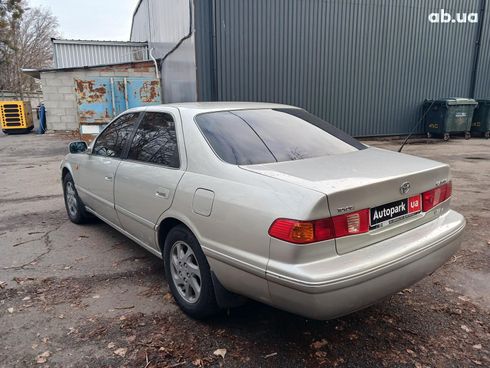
[211,271,246,308]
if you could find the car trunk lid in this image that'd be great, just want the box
[241,147,450,254]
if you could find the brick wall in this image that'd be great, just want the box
[40,62,157,131]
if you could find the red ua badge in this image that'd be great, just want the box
[408,195,421,214]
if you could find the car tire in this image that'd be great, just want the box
[164,225,219,319]
[63,172,90,224]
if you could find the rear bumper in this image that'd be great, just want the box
[266,209,465,320]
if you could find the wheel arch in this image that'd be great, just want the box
[157,216,195,254]
[61,167,71,181]
[61,163,75,182]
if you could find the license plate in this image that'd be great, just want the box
[370,195,421,228]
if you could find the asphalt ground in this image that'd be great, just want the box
[0,132,489,367]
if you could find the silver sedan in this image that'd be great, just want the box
[61,102,465,320]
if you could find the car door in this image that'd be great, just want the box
[114,109,185,250]
[76,112,141,225]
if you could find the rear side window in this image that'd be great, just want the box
[127,112,180,168]
[195,109,365,165]
[194,112,276,165]
[92,112,140,157]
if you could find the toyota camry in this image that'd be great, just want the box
[61,102,465,320]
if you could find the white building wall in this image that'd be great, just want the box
[130,0,197,103]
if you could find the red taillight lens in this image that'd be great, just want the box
[332,209,370,238]
[268,218,334,244]
[269,209,369,244]
[422,181,452,212]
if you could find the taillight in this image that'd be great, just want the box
[268,209,369,244]
[422,181,452,212]
[332,209,370,238]
[268,218,334,244]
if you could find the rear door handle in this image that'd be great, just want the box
[155,187,170,199]
[104,176,113,181]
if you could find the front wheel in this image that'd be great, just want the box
[63,173,90,224]
[464,131,471,140]
[164,225,219,319]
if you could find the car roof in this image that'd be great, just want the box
[125,101,299,115]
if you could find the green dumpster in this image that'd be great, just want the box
[471,99,490,139]
[423,98,477,141]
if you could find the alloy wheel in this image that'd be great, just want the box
[65,181,78,218]
[169,241,202,304]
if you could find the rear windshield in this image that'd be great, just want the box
[195,108,366,165]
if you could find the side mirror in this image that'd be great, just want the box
[69,141,88,154]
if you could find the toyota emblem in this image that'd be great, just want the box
[400,182,411,194]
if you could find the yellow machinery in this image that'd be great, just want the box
[0,101,34,134]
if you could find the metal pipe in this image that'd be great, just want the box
[149,48,160,79]
[123,78,129,110]
[110,77,116,117]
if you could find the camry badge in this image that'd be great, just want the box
[400,181,411,194]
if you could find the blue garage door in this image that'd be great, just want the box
[75,77,161,125]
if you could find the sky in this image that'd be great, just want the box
[27,0,138,41]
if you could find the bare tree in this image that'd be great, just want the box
[0,0,23,59]
[0,1,59,94]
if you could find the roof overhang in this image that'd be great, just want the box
[21,60,156,80]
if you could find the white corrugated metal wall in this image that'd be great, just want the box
[52,40,149,68]
[130,0,197,103]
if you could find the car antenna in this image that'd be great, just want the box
[398,100,436,153]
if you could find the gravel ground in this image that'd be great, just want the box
[0,132,489,368]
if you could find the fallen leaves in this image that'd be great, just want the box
[0,281,6,289]
[311,339,328,349]
[461,325,472,333]
[472,344,482,350]
[36,351,51,364]
[458,295,471,302]
[406,348,417,357]
[192,358,204,367]
[114,347,128,357]
[213,348,227,359]
[7,307,14,314]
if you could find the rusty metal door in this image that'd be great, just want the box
[75,77,161,125]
